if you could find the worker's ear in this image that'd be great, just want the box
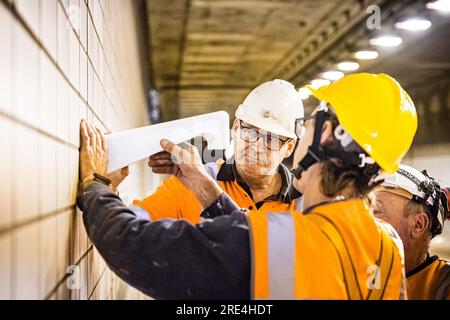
[231,118,240,139]
[412,211,430,239]
[282,139,297,159]
[320,120,334,145]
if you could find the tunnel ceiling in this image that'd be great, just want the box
[146,0,450,120]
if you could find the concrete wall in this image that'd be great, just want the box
[0,0,158,299]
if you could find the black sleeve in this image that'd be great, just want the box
[76,182,251,300]
[201,192,243,219]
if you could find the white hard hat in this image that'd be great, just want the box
[378,164,449,237]
[380,164,435,207]
[235,79,304,139]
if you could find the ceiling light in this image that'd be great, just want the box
[369,35,403,47]
[354,50,379,60]
[395,19,432,31]
[322,71,344,81]
[337,61,360,71]
[310,79,331,90]
[426,0,450,12]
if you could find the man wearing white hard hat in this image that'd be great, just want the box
[129,79,303,224]
[373,164,450,299]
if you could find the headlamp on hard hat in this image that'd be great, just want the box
[417,170,449,237]
[381,166,449,237]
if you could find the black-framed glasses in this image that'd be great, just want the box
[238,121,290,151]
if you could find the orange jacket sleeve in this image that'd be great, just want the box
[133,176,202,223]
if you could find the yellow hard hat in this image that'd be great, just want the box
[307,73,417,174]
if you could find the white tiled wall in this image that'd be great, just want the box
[0,0,157,300]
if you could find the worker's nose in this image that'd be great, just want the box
[249,136,265,154]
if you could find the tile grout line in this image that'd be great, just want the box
[44,244,94,300]
[88,265,108,300]
[8,0,17,299]
[58,0,125,125]
[0,109,79,150]
[0,205,76,237]
[3,0,111,133]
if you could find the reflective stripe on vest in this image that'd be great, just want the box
[129,205,154,221]
[249,208,399,300]
[267,213,296,299]
[294,196,304,212]
[248,212,296,299]
[203,162,220,181]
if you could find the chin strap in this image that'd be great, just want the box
[291,106,327,179]
[292,102,376,180]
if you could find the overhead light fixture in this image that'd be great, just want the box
[337,61,360,71]
[354,50,379,60]
[322,71,344,81]
[395,18,432,31]
[298,87,312,100]
[369,35,403,47]
[310,79,331,90]
[426,0,450,12]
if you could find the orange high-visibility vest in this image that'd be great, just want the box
[247,199,407,300]
[408,256,450,300]
[134,161,302,223]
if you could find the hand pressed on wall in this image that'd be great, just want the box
[79,119,109,187]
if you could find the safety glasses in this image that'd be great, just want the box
[238,121,290,151]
